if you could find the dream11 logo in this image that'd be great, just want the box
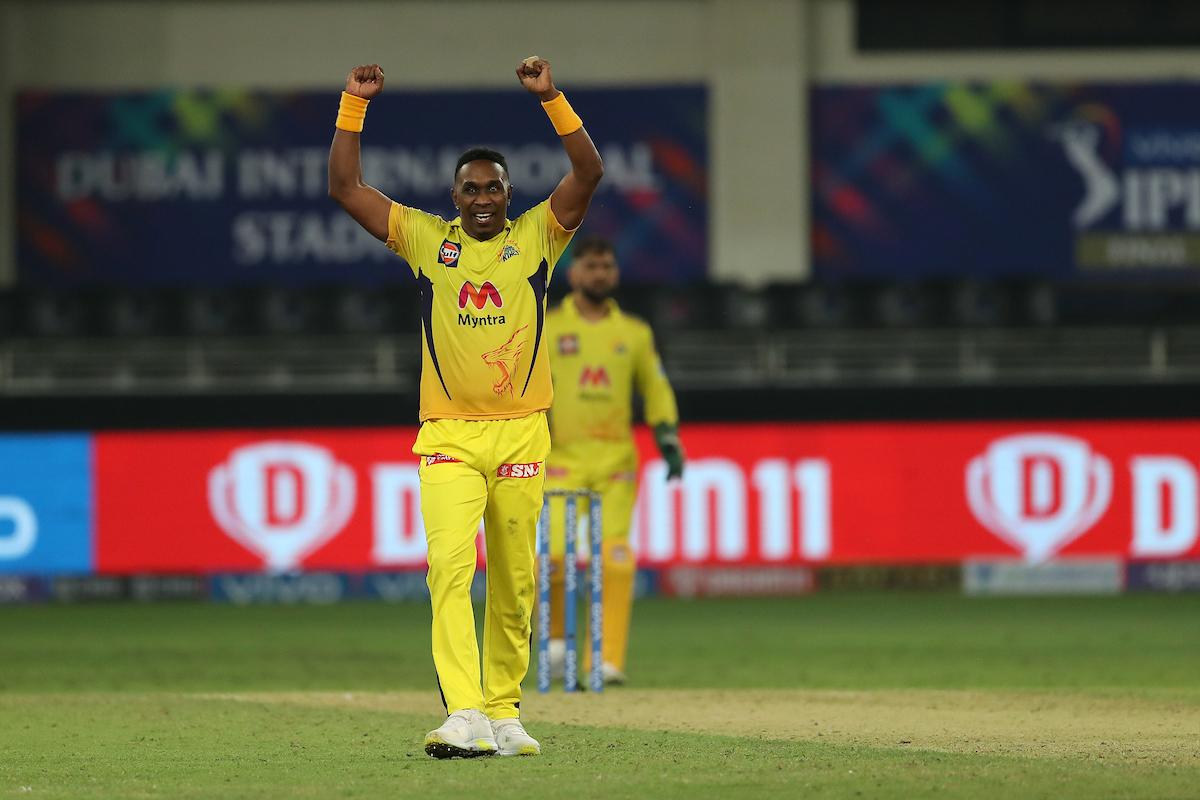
[967,432,1200,562]
[967,434,1112,563]
[208,442,356,570]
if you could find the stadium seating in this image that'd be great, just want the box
[2,279,1200,396]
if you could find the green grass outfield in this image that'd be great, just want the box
[1,594,1197,799]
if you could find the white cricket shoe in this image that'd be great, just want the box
[602,662,628,686]
[491,717,541,756]
[423,709,498,759]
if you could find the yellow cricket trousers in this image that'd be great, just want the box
[414,412,549,720]
[543,438,639,671]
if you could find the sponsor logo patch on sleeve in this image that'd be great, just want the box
[425,453,460,466]
[497,462,541,478]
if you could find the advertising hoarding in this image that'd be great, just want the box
[0,435,93,575]
[6,423,1200,579]
[87,421,1200,574]
[813,82,1200,279]
[17,87,707,287]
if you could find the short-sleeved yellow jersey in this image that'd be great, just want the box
[387,199,575,421]
[546,297,679,446]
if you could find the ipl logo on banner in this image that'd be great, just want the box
[967,434,1113,563]
[208,442,356,570]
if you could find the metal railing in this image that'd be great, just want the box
[0,327,1196,395]
[663,327,1182,389]
[0,336,418,395]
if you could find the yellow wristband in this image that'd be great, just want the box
[541,92,583,137]
[336,91,370,133]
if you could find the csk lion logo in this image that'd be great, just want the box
[481,325,528,396]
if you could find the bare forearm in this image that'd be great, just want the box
[328,129,365,200]
[561,126,603,186]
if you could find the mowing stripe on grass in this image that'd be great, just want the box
[193,688,1200,765]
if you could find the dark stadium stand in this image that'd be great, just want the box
[7,279,1200,341]
[4,280,1200,430]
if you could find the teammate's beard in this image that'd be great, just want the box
[581,286,612,305]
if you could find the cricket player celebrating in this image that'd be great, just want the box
[544,236,683,684]
[328,57,602,758]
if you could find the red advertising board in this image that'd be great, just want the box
[94,421,1200,573]
[96,429,422,573]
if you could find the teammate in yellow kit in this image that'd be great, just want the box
[545,236,684,684]
[328,58,602,759]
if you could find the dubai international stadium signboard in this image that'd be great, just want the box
[16,87,707,286]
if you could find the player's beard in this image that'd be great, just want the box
[581,285,612,305]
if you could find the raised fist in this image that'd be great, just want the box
[345,64,384,100]
[516,56,558,101]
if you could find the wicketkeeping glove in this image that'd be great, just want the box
[653,423,685,481]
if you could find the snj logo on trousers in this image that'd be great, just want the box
[458,281,503,310]
[208,442,356,570]
[967,433,1112,563]
[497,462,541,478]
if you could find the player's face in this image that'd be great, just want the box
[452,160,511,240]
[570,249,619,303]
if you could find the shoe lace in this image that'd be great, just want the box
[446,710,478,730]
[494,718,526,735]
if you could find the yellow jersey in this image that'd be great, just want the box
[546,297,679,446]
[386,199,575,421]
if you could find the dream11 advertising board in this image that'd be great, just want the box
[3,421,1179,576]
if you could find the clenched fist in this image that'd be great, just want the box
[516,56,558,102]
[345,64,384,100]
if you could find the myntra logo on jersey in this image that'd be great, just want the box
[579,366,611,388]
[457,281,506,328]
[458,281,502,309]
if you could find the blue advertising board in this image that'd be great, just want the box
[209,572,352,605]
[17,87,707,286]
[812,82,1200,280]
[1126,561,1200,592]
[0,435,93,575]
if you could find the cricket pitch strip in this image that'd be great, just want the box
[205,688,1200,765]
